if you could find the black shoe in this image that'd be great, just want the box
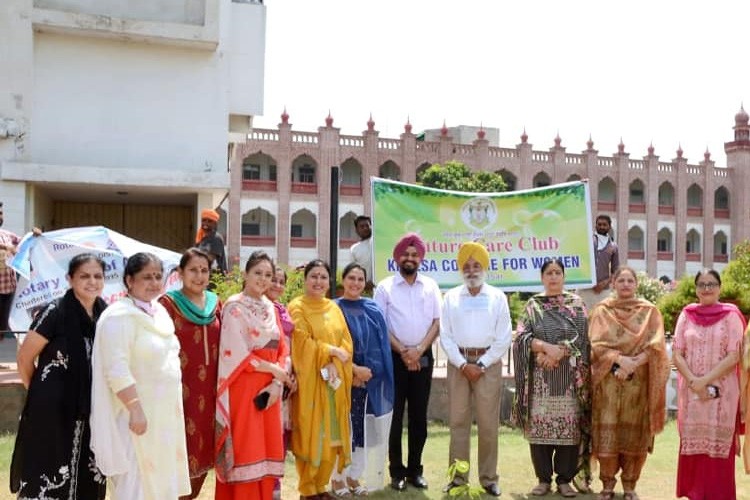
[409,475,428,489]
[443,481,463,493]
[390,478,407,491]
[484,483,502,497]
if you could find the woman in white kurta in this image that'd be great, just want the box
[91,252,190,500]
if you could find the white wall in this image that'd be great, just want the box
[226,1,265,116]
[32,32,228,172]
[34,0,207,25]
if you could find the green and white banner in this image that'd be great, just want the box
[372,178,596,291]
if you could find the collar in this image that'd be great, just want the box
[129,296,158,316]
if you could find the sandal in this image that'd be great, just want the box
[623,493,640,500]
[558,482,577,498]
[531,482,551,496]
[331,480,351,497]
[597,491,615,500]
[346,478,368,496]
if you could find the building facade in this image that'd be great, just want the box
[230,108,750,281]
[0,0,266,249]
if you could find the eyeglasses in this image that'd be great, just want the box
[696,282,719,290]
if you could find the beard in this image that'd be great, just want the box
[399,261,418,276]
[463,271,485,288]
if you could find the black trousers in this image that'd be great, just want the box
[529,443,578,484]
[388,349,433,479]
[0,292,13,332]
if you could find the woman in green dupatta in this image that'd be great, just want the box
[158,248,222,499]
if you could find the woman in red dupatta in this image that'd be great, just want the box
[158,248,222,499]
[588,267,670,500]
[215,251,289,500]
[673,269,745,500]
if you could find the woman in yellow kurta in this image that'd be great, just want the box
[289,259,353,499]
[91,252,190,500]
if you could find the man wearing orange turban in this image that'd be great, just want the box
[440,241,512,497]
[374,232,441,492]
[195,208,226,274]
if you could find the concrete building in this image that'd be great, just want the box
[230,108,750,281]
[0,0,266,249]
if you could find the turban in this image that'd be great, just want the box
[457,241,489,271]
[201,209,220,222]
[392,233,427,262]
[196,208,220,243]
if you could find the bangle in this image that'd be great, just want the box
[125,397,139,407]
[416,344,424,353]
[272,379,283,387]
[459,362,467,371]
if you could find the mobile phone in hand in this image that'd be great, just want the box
[254,391,270,410]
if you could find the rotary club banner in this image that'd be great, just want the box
[372,178,596,291]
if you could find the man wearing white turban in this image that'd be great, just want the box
[440,241,512,497]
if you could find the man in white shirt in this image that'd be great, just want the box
[440,241,512,497]
[349,215,374,290]
[374,232,441,491]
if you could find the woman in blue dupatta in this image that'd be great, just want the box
[332,263,394,496]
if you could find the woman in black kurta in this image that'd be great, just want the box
[10,253,108,499]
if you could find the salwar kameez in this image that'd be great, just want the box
[512,292,591,487]
[673,303,744,500]
[91,297,190,500]
[215,293,288,500]
[289,295,353,497]
[158,290,221,498]
[588,297,670,493]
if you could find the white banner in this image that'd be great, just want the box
[9,226,182,331]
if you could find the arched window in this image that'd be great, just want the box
[657,228,673,260]
[292,155,318,194]
[714,231,728,262]
[686,229,701,260]
[567,174,582,182]
[533,172,551,188]
[340,158,363,196]
[628,179,645,213]
[339,212,358,248]
[714,187,730,218]
[379,161,401,181]
[242,152,278,191]
[241,207,276,246]
[497,169,517,191]
[598,177,616,211]
[628,226,644,259]
[658,182,675,215]
[290,209,317,248]
[687,184,703,216]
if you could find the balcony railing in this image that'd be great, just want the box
[291,182,317,194]
[713,254,729,263]
[714,208,730,219]
[658,205,675,215]
[339,238,358,249]
[687,207,703,217]
[242,180,277,192]
[627,250,645,259]
[685,252,701,262]
[628,203,646,214]
[597,201,616,211]
[290,237,316,248]
[657,251,673,261]
[340,185,363,196]
[241,235,276,246]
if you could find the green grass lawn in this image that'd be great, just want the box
[0,420,748,499]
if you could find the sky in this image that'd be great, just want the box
[254,0,750,165]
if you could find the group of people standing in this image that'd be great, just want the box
[511,216,749,500]
[6,209,750,500]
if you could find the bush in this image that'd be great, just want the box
[656,275,696,335]
[209,265,305,305]
[635,271,669,305]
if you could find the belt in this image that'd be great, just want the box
[458,346,488,358]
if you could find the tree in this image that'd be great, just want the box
[417,161,507,193]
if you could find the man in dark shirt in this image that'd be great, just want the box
[195,208,227,274]
[579,214,619,308]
